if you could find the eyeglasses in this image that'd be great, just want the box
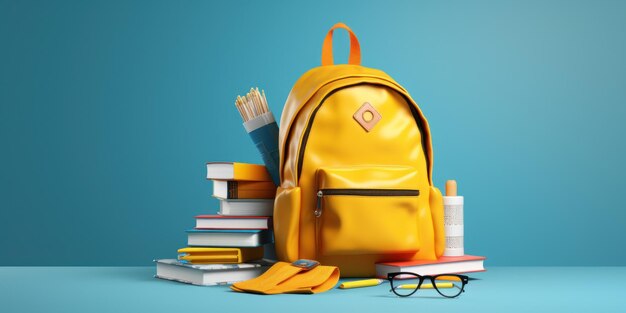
[387,272,469,298]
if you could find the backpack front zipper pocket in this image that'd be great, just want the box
[315,189,420,217]
[315,166,422,257]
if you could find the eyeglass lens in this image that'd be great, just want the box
[390,273,421,297]
[432,275,464,298]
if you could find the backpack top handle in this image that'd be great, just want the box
[321,23,361,66]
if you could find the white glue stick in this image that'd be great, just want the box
[443,180,464,256]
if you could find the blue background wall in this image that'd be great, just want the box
[1,0,625,266]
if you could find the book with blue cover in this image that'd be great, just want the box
[186,229,273,247]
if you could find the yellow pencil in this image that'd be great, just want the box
[339,279,386,289]
[396,282,454,289]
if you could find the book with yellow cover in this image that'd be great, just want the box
[206,162,273,182]
[213,180,276,199]
[177,247,264,264]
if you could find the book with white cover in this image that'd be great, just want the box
[186,229,273,247]
[219,199,274,217]
[195,215,271,230]
[154,259,273,286]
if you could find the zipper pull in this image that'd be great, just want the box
[315,190,323,217]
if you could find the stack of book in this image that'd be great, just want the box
[155,162,277,286]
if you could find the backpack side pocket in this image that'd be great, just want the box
[430,186,445,257]
[273,187,301,262]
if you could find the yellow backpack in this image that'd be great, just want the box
[274,23,445,277]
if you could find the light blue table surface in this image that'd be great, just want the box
[1,267,624,312]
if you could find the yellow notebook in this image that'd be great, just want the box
[177,247,264,264]
[206,162,273,182]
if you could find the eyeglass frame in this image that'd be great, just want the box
[387,272,470,298]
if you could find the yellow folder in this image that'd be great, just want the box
[177,247,264,264]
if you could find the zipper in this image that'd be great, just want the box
[296,83,429,182]
[314,188,420,217]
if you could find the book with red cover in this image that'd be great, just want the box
[375,255,486,278]
[195,215,271,230]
